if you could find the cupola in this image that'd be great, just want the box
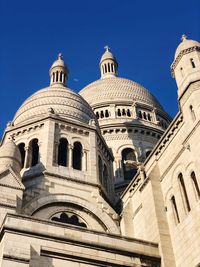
[0,139,22,173]
[49,53,69,86]
[100,46,118,79]
[171,35,200,99]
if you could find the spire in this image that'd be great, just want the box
[49,53,69,86]
[99,46,118,79]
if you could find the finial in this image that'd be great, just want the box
[181,34,187,42]
[58,53,62,60]
[104,45,110,52]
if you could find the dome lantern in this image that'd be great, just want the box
[49,53,69,86]
[100,46,118,79]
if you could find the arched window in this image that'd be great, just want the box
[147,113,151,121]
[122,148,137,180]
[138,110,142,119]
[111,63,114,72]
[127,109,131,117]
[103,164,109,191]
[104,64,107,73]
[58,138,68,167]
[56,71,59,82]
[72,142,82,170]
[189,105,196,121]
[191,171,200,200]
[30,138,39,167]
[18,143,25,168]
[190,58,195,68]
[171,195,180,224]
[117,109,121,117]
[98,156,103,184]
[146,150,152,158]
[100,110,104,118]
[108,63,110,72]
[143,112,147,120]
[122,109,126,116]
[51,212,87,228]
[178,173,191,212]
[96,112,99,119]
[105,110,109,118]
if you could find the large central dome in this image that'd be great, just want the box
[13,55,96,126]
[80,76,163,110]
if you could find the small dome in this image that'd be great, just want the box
[175,35,200,58]
[100,49,116,63]
[13,84,97,126]
[50,53,67,69]
[80,77,164,111]
[0,139,21,172]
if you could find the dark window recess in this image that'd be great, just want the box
[117,109,121,116]
[58,138,68,166]
[190,58,196,68]
[18,143,25,167]
[105,110,109,118]
[103,164,108,190]
[138,111,142,118]
[96,112,99,119]
[122,109,126,116]
[122,148,137,180]
[146,150,152,158]
[73,142,82,170]
[127,109,131,117]
[171,195,180,223]
[98,156,103,184]
[52,212,87,228]
[178,173,191,212]
[191,171,200,199]
[30,138,39,167]
[100,110,104,118]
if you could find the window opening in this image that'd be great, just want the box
[18,143,25,168]
[30,138,39,167]
[171,195,180,223]
[178,173,191,212]
[58,138,68,166]
[191,171,200,199]
[51,212,87,228]
[72,142,82,170]
[105,110,109,118]
[190,58,196,68]
[122,148,137,180]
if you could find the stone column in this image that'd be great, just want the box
[68,144,73,168]
[54,141,59,164]
[82,149,87,171]
[24,146,30,168]
[132,103,137,119]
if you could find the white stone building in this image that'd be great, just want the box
[0,35,199,267]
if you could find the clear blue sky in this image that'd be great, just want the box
[0,0,199,137]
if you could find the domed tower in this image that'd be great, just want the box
[80,47,171,196]
[171,35,200,124]
[171,35,200,99]
[1,55,120,233]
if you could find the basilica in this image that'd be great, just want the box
[0,35,200,267]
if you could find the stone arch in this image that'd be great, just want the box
[22,194,120,234]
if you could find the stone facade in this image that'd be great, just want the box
[0,36,199,266]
